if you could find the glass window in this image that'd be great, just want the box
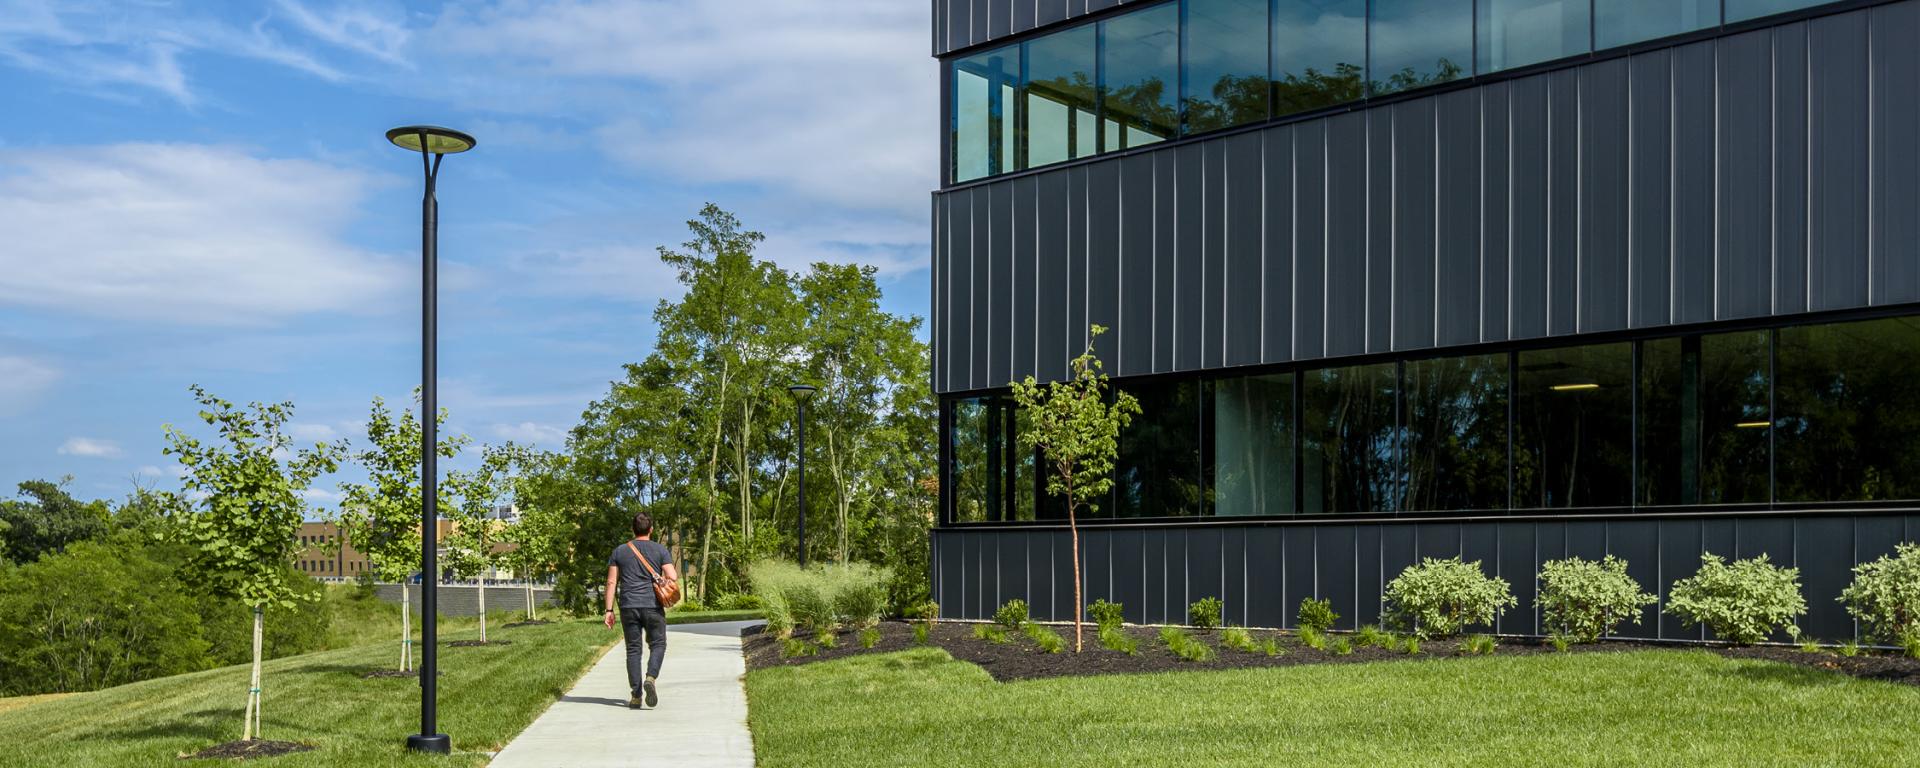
[1726,0,1827,23]
[1102,4,1180,151]
[1183,0,1270,135]
[1025,26,1099,168]
[1594,0,1716,49]
[948,396,1035,522]
[1777,318,1920,502]
[1301,364,1397,513]
[1640,333,1771,506]
[1476,0,1591,73]
[1215,374,1295,516]
[952,45,1020,183]
[1115,379,1212,517]
[1515,343,1634,508]
[1369,0,1471,95]
[1402,354,1509,512]
[1272,0,1366,116]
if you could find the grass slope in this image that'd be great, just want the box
[746,648,1920,767]
[0,619,613,767]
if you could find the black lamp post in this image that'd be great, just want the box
[788,384,817,566]
[387,124,475,757]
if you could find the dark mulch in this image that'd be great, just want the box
[744,622,1920,688]
[359,669,418,680]
[504,619,554,628]
[743,622,1664,682]
[180,740,314,760]
[1720,645,1920,686]
[447,640,514,648]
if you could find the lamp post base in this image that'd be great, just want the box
[406,734,451,754]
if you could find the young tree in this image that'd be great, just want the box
[160,386,343,742]
[444,444,517,643]
[1010,326,1140,652]
[336,392,467,671]
[500,451,581,620]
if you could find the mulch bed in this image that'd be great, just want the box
[181,740,314,760]
[742,621,1920,687]
[447,640,514,647]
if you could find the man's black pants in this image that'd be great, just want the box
[619,606,667,695]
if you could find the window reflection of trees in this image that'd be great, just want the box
[1402,355,1508,512]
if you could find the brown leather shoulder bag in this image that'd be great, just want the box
[626,540,682,608]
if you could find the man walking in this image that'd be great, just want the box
[604,512,678,710]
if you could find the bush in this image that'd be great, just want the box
[1297,597,1339,633]
[1537,556,1658,643]
[829,569,889,630]
[198,566,330,665]
[994,599,1030,630]
[1188,597,1223,629]
[1220,626,1258,653]
[762,596,795,640]
[1097,625,1137,655]
[1839,542,1920,656]
[673,598,709,613]
[1458,634,1497,655]
[748,560,891,634]
[814,630,837,649]
[0,541,211,695]
[1088,599,1124,630]
[785,582,836,633]
[714,593,766,611]
[1297,625,1326,651]
[859,627,881,649]
[1158,626,1215,662]
[1354,624,1391,649]
[780,638,816,658]
[1401,636,1421,655]
[1384,556,1517,638]
[1328,636,1353,655]
[1022,623,1066,654]
[912,623,930,645]
[1667,553,1807,646]
[972,624,1010,644]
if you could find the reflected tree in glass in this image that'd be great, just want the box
[1595,0,1716,49]
[1476,0,1590,73]
[1272,0,1367,115]
[1640,333,1771,506]
[1369,0,1471,95]
[1402,355,1509,512]
[1215,375,1294,516]
[1183,0,1270,134]
[1302,364,1397,513]
[1115,379,1212,517]
[1101,4,1181,150]
[950,398,991,521]
[1025,25,1098,168]
[1776,318,1920,502]
[1515,344,1633,508]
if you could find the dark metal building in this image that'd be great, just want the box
[930,0,1920,642]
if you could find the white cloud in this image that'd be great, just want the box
[300,487,342,503]
[490,421,568,447]
[0,355,58,413]
[137,464,188,479]
[0,143,405,325]
[271,0,411,66]
[58,437,121,458]
[426,0,936,217]
[287,422,341,443]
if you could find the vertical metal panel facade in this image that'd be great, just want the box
[932,513,1904,640]
[931,4,1920,394]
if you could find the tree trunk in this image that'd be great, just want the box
[400,584,412,672]
[1070,506,1084,653]
[244,605,263,740]
[478,581,488,643]
[697,361,731,602]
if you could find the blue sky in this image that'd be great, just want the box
[0,0,936,505]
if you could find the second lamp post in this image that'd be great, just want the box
[788,384,817,567]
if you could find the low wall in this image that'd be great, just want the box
[370,584,556,617]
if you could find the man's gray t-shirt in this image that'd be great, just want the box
[608,539,674,609]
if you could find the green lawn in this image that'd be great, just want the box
[0,619,614,767]
[746,648,1920,767]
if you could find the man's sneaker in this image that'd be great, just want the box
[628,695,644,710]
[643,677,659,708]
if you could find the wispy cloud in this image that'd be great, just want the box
[0,354,58,413]
[0,143,405,325]
[271,0,411,66]
[58,436,121,458]
[490,421,568,447]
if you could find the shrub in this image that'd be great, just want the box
[972,624,1010,644]
[1838,641,1862,658]
[749,559,891,633]
[1328,636,1353,655]
[1088,599,1125,630]
[1384,557,1517,638]
[1667,553,1807,646]
[1402,636,1421,655]
[1297,597,1339,633]
[780,638,816,658]
[1798,636,1823,654]
[814,630,837,649]
[1839,542,1920,657]
[912,623,930,645]
[1549,635,1571,653]
[1098,625,1137,655]
[1297,625,1327,651]
[674,598,709,613]
[0,540,211,695]
[1188,597,1223,629]
[1220,626,1258,653]
[714,593,766,611]
[1023,623,1066,654]
[1258,637,1283,656]
[994,599,1030,630]
[1458,634,1497,656]
[762,596,795,640]
[859,627,881,649]
[826,564,891,630]
[785,582,836,633]
[1158,626,1216,662]
[1537,556,1658,643]
[1354,624,1391,649]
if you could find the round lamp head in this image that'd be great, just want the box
[788,384,818,402]
[386,125,476,155]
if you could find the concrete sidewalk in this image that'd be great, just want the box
[489,620,760,767]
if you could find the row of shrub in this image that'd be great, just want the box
[748,559,891,642]
[975,544,1920,654]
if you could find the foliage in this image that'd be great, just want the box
[715,593,767,611]
[1837,641,1862,657]
[859,627,881,649]
[827,565,891,629]
[1187,597,1222,629]
[1087,599,1125,630]
[994,599,1030,631]
[1667,553,1808,646]
[1012,325,1141,652]
[1328,636,1353,656]
[1798,636,1824,654]
[1297,597,1339,633]
[785,582,835,633]
[913,623,930,645]
[197,568,329,667]
[1354,624,1392,649]
[1220,626,1278,656]
[749,559,890,634]
[1458,634,1498,656]
[814,630,837,650]
[1157,626,1216,662]
[1384,557,1517,638]
[0,540,209,696]
[0,478,109,564]
[1402,636,1421,655]
[1550,635,1572,653]
[972,624,1010,644]
[1538,556,1658,643]
[1097,625,1137,655]
[335,391,464,586]
[1022,623,1066,654]
[1297,625,1327,651]
[1838,542,1920,655]
[781,638,817,659]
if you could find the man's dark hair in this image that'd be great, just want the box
[631,511,653,538]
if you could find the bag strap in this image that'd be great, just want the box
[626,540,665,580]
